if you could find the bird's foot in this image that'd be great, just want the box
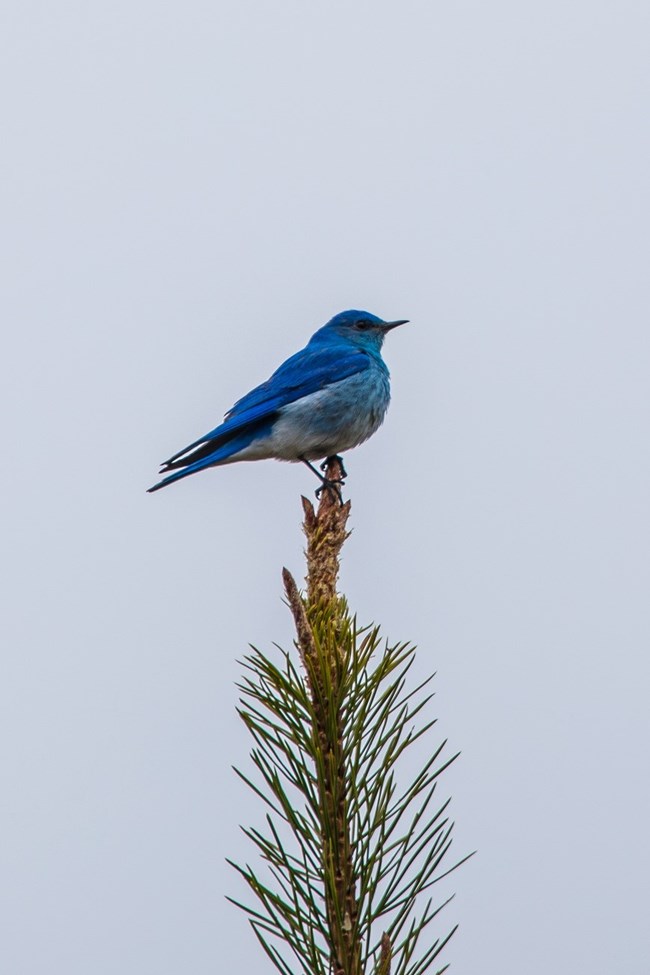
[321,455,348,479]
[301,456,346,504]
[315,476,345,503]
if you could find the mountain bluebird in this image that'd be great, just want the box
[147,309,408,495]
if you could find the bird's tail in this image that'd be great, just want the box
[146,430,261,493]
[147,464,202,493]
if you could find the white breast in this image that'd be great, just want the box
[233,364,391,463]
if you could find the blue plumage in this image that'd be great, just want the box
[147,309,407,494]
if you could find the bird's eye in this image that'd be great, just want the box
[355,320,371,331]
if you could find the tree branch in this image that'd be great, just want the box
[283,457,359,975]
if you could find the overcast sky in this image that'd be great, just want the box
[2,1,649,972]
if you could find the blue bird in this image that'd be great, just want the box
[147,309,408,495]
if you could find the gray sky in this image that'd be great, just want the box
[2,1,649,972]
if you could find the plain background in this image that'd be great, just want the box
[2,1,649,972]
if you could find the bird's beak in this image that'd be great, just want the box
[381,319,409,331]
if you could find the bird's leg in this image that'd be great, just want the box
[320,454,348,479]
[301,457,345,503]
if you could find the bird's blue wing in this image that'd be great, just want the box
[159,346,370,470]
[227,345,370,417]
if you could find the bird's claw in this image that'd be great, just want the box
[320,455,348,479]
[315,477,346,503]
[301,455,346,503]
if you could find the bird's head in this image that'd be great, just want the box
[312,310,409,352]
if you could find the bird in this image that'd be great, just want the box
[147,309,408,495]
